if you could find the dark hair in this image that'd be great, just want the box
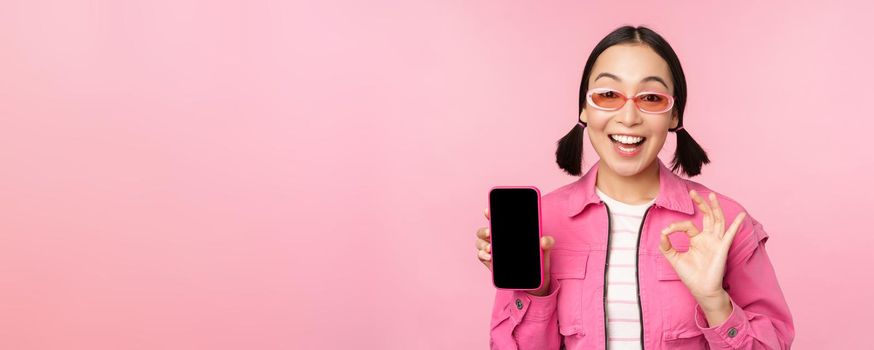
[555,25,710,177]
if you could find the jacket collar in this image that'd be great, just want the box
[566,157,694,217]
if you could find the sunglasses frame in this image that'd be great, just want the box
[585,87,675,114]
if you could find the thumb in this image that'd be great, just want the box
[541,235,555,251]
[541,235,555,274]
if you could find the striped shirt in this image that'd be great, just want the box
[595,187,655,350]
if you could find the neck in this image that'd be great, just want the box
[595,159,660,205]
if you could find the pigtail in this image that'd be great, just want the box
[555,122,586,176]
[670,125,710,177]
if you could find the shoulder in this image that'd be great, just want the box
[541,180,578,205]
[538,178,587,218]
[536,179,584,237]
[681,179,770,267]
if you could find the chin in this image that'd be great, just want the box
[610,163,647,177]
[600,150,654,177]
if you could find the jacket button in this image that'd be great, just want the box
[727,327,738,337]
[515,298,523,310]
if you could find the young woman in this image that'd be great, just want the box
[475,26,794,349]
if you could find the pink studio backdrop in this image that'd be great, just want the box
[1,1,871,349]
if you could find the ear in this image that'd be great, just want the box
[670,109,679,129]
[579,109,588,125]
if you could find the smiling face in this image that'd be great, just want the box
[579,43,680,177]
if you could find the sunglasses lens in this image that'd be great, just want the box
[636,93,671,113]
[590,90,625,109]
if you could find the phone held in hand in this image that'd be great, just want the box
[488,186,543,291]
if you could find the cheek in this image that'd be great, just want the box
[586,129,611,147]
[646,136,669,152]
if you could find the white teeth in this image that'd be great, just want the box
[618,144,637,152]
[610,134,644,144]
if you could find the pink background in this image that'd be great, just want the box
[1,0,871,349]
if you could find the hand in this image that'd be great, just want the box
[476,207,555,296]
[658,190,746,300]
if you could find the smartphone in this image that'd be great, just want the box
[488,186,543,290]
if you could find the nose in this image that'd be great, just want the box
[616,98,643,126]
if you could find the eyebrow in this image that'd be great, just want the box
[594,72,669,90]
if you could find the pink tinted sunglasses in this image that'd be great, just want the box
[586,87,675,114]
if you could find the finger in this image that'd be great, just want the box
[721,212,746,247]
[478,248,492,262]
[484,207,490,220]
[475,238,487,250]
[662,220,700,238]
[659,231,678,259]
[476,227,491,242]
[486,243,491,253]
[690,189,713,234]
[479,252,492,270]
[708,192,726,239]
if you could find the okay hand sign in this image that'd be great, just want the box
[659,190,746,300]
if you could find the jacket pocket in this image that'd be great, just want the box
[656,254,680,280]
[655,255,706,344]
[549,248,590,337]
[663,321,706,348]
[664,327,704,342]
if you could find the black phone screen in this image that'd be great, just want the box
[489,187,542,290]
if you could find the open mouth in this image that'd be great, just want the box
[609,134,646,155]
[609,134,646,147]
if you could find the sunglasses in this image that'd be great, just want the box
[585,87,675,114]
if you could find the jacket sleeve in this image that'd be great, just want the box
[693,214,795,349]
[489,275,562,350]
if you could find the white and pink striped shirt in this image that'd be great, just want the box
[595,186,655,350]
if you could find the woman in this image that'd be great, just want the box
[475,25,794,349]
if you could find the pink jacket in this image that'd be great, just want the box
[489,158,794,349]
